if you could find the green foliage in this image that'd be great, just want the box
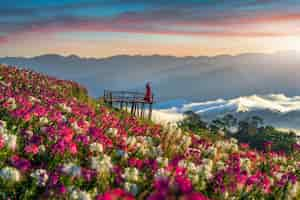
[234,126,297,154]
[210,114,237,134]
[178,112,298,154]
[177,110,207,132]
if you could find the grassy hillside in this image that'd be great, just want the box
[0,64,299,200]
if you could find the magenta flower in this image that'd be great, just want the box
[96,188,134,200]
[0,135,4,149]
[175,175,193,193]
[10,155,31,172]
[24,144,39,155]
[147,192,166,200]
[182,192,210,200]
[57,184,67,194]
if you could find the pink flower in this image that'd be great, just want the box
[49,173,59,186]
[261,176,271,193]
[96,188,134,200]
[182,192,210,200]
[25,144,39,155]
[81,168,96,182]
[129,157,143,169]
[58,184,67,194]
[240,143,249,149]
[175,175,193,193]
[154,178,169,192]
[246,174,260,186]
[69,142,78,155]
[0,135,4,149]
[147,192,166,200]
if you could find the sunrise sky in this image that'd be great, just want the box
[1,0,300,57]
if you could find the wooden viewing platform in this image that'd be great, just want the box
[103,90,154,119]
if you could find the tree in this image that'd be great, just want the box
[238,116,264,135]
[177,110,207,132]
[209,114,237,134]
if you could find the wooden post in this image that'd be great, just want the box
[141,103,145,118]
[148,103,152,120]
[131,102,135,115]
[109,92,113,107]
[136,103,139,117]
[103,90,106,103]
[134,103,137,116]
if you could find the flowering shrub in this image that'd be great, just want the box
[0,64,299,199]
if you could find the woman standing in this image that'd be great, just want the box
[144,82,152,103]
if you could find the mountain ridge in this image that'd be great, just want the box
[2,50,298,60]
[1,50,300,102]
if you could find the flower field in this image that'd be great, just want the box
[0,64,299,200]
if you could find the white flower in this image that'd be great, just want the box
[77,191,92,200]
[156,157,169,167]
[228,126,238,134]
[216,160,226,171]
[30,169,48,186]
[288,181,299,198]
[89,142,103,153]
[39,117,49,125]
[231,143,239,152]
[24,130,34,138]
[126,136,137,147]
[154,168,170,180]
[230,138,238,144]
[39,145,46,153]
[69,188,92,200]
[204,146,217,158]
[178,160,188,168]
[0,167,21,182]
[274,172,283,181]
[199,159,213,179]
[70,189,79,199]
[62,115,68,123]
[3,133,17,151]
[90,154,113,174]
[59,103,72,113]
[124,182,139,196]
[62,163,81,177]
[0,120,7,128]
[29,96,41,103]
[218,130,225,136]
[71,121,86,134]
[174,129,182,140]
[6,97,17,110]
[107,128,118,137]
[180,135,192,148]
[122,167,139,182]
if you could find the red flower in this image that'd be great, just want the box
[25,144,39,155]
[0,135,4,149]
[96,188,135,200]
[69,142,78,155]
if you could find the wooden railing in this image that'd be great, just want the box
[103,90,154,119]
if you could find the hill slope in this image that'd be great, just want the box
[0,64,299,199]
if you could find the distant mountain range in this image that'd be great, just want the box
[1,51,300,102]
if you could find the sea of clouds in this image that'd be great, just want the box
[152,94,300,133]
